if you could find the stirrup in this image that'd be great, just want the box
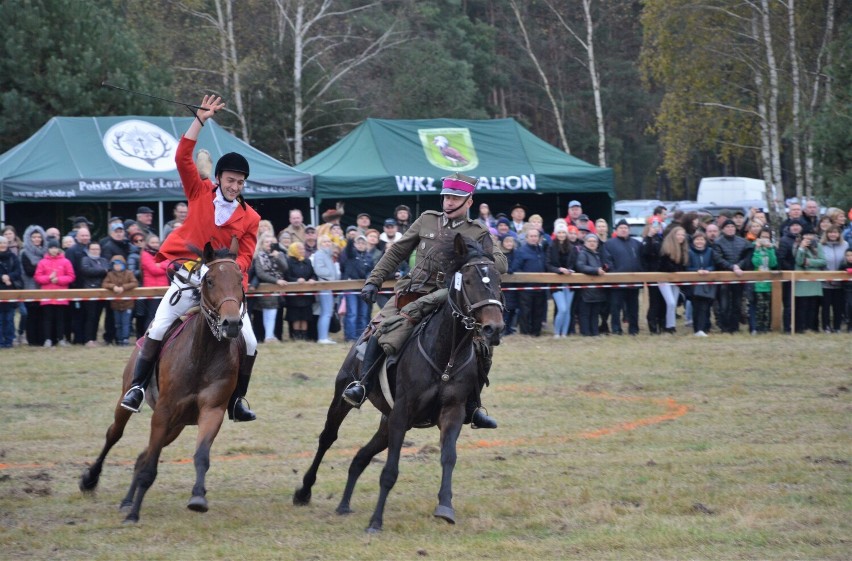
[229,396,256,422]
[470,407,497,429]
[120,386,145,413]
[342,380,367,408]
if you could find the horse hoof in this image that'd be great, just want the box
[433,505,456,524]
[123,514,139,524]
[335,505,353,516]
[187,495,208,513]
[366,525,382,534]
[293,488,311,506]
[79,472,97,492]
[119,501,132,514]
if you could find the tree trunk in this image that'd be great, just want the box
[223,0,249,141]
[759,0,784,198]
[751,14,774,194]
[787,0,803,198]
[804,0,835,193]
[582,0,606,167]
[293,2,305,164]
[509,0,570,154]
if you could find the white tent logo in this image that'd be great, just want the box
[103,120,178,172]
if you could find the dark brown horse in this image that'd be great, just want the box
[294,233,504,532]
[79,238,245,523]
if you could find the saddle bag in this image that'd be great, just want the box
[378,289,449,355]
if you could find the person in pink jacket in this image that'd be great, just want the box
[34,239,76,347]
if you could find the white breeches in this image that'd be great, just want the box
[146,265,256,355]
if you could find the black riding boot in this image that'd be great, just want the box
[120,337,162,413]
[342,335,384,407]
[466,397,498,429]
[228,353,257,422]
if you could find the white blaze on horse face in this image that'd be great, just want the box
[454,272,462,290]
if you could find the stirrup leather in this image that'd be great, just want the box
[342,380,367,408]
[120,386,146,413]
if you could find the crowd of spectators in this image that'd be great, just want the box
[1,198,850,349]
[481,198,851,337]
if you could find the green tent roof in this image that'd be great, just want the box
[0,116,312,203]
[298,118,613,202]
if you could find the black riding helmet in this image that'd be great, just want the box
[215,152,250,180]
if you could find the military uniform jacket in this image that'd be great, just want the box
[367,210,508,296]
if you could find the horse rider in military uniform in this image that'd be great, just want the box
[342,173,508,428]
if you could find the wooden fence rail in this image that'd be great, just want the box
[1,271,848,334]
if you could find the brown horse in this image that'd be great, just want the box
[79,238,245,523]
[294,233,504,532]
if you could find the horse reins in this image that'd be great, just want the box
[433,258,503,382]
[198,257,247,341]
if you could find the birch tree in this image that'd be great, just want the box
[543,0,607,166]
[272,0,404,164]
[174,0,250,141]
[508,0,571,154]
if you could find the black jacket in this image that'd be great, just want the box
[603,236,643,273]
[713,234,752,271]
[575,247,606,302]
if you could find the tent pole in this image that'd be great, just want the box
[1,200,5,229]
[158,201,164,235]
[309,196,317,226]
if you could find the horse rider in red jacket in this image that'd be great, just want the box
[121,95,261,421]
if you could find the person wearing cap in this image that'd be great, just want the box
[120,94,261,422]
[602,219,643,335]
[356,213,372,235]
[303,225,319,258]
[394,205,411,234]
[713,218,752,334]
[67,216,94,240]
[379,218,402,244]
[136,206,157,236]
[34,238,75,347]
[509,203,526,235]
[341,172,508,429]
[564,200,597,235]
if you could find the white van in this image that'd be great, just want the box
[697,177,767,205]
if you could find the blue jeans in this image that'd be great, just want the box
[344,293,370,341]
[317,291,334,341]
[551,287,574,336]
[114,309,132,342]
[0,308,15,347]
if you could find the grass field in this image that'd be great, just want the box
[0,330,849,560]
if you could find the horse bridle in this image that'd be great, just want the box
[448,259,504,331]
[199,257,247,341]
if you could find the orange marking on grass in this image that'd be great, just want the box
[0,392,689,471]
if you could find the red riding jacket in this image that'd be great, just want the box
[157,136,260,289]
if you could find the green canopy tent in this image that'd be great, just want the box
[0,116,312,231]
[298,118,613,225]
